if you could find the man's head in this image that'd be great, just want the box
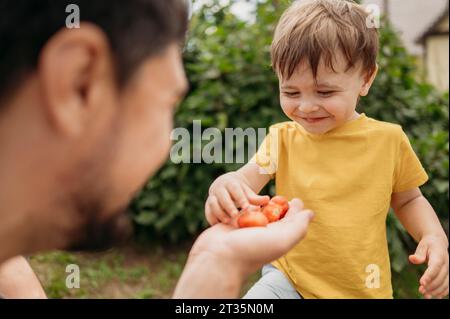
[0,0,189,256]
[271,0,379,134]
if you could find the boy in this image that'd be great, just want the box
[205,0,449,298]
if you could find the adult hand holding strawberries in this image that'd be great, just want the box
[174,199,314,298]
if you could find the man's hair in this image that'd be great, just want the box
[271,0,379,80]
[0,0,188,102]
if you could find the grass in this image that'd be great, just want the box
[29,240,261,299]
[29,241,429,299]
[30,242,187,298]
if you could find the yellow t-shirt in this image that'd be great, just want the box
[252,113,428,299]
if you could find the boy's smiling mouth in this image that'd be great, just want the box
[293,113,332,124]
[301,116,330,123]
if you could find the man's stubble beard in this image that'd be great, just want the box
[61,120,135,252]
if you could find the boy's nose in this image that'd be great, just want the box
[297,103,319,113]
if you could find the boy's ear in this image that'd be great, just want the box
[38,23,116,137]
[360,64,378,96]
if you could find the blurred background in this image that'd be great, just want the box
[30,0,449,298]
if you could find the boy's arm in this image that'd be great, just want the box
[0,256,47,299]
[235,162,272,195]
[391,188,449,298]
[391,188,447,244]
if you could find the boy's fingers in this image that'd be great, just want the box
[436,282,449,299]
[424,264,447,292]
[205,201,219,226]
[217,189,239,217]
[409,241,428,265]
[209,195,231,224]
[438,290,449,299]
[409,253,427,265]
[226,183,249,210]
[242,184,270,205]
[427,274,448,298]
[419,285,426,295]
[420,251,441,286]
[229,214,240,229]
[205,211,219,226]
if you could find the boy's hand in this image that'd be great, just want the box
[205,172,270,225]
[409,234,449,299]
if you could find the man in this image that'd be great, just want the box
[0,256,47,298]
[0,0,313,298]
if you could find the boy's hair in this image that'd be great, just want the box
[271,0,379,80]
[0,0,188,103]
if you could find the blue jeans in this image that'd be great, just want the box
[243,264,302,299]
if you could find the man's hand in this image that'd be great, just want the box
[173,199,314,298]
[200,198,313,274]
[409,234,449,299]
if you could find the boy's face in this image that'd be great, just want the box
[279,54,376,134]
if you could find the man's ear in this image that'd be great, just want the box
[360,63,378,97]
[38,23,116,137]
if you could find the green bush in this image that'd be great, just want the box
[131,0,448,292]
[132,0,286,242]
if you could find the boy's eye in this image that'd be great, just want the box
[283,91,300,97]
[317,91,335,96]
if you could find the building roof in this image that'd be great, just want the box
[416,4,449,44]
[362,0,449,55]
